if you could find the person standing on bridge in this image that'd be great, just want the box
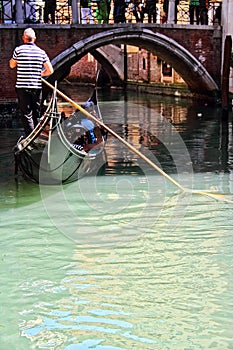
[44,0,56,24]
[189,0,200,24]
[144,0,157,23]
[80,0,94,23]
[199,0,209,25]
[131,0,144,23]
[96,0,109,23]
[113,0,126,23]
[163,0,179,23]
[9,28,54,137]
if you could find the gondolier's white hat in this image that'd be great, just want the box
[23,28,36,40]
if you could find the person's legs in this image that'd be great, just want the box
[133,8,140,22]
[16,88,33,136]
[119,4,126,22]
[44,5,49,23]
[31,89,42,128]
[140,7,145,22]
[200,7,207,24]
[152,7,156,22]
[88,6,94,23]
[195,5,200,24]
[189,5,194,24]
[16,88,41,136]
[81,7,87,23]
[106,0,111,21]
[50,9,56,23]
[148,10,151,23]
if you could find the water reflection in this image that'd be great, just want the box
[0,89,233,349]
[58,85,233,176]
[12,179,233,349]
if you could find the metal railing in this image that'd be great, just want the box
[0,0,222,25]
[176,0,221,25]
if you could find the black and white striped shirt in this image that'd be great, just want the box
[12,43,49,89]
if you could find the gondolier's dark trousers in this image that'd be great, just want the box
[16,88,42,137]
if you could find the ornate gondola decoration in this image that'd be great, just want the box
[14,82,107,185]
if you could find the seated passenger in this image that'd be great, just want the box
[65,102,97,152]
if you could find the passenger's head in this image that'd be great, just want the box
[23,28,36,43]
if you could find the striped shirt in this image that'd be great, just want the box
[12,43,49,89]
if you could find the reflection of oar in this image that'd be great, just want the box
[185,188,233,203]
[42,78,233,203]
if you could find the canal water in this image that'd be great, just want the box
[0,88,233,349]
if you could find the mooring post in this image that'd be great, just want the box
[221,35,232,118]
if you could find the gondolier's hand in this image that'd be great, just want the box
[9,58,17,69]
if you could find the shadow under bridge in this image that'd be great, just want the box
[47,27,219,98]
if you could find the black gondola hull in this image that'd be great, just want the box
[14,83,107,185]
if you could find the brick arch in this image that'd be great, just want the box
[48,27,219,97]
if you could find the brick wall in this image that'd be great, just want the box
[0,25,221,103]
[69,54,97,83]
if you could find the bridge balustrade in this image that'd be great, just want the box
[0,0,221,25]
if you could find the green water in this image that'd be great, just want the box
[0,90,233,349]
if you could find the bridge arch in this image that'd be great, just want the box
[49,27,219,97]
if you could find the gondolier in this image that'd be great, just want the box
[9,28,54,136]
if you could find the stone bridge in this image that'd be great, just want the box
[0,24,222,102]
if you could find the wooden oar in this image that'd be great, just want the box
[42,78,233,203]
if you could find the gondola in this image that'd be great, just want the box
[14,82,107,185]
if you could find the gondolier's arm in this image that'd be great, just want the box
[41,61,54,77]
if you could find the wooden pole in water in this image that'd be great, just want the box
[221,35,232,117]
